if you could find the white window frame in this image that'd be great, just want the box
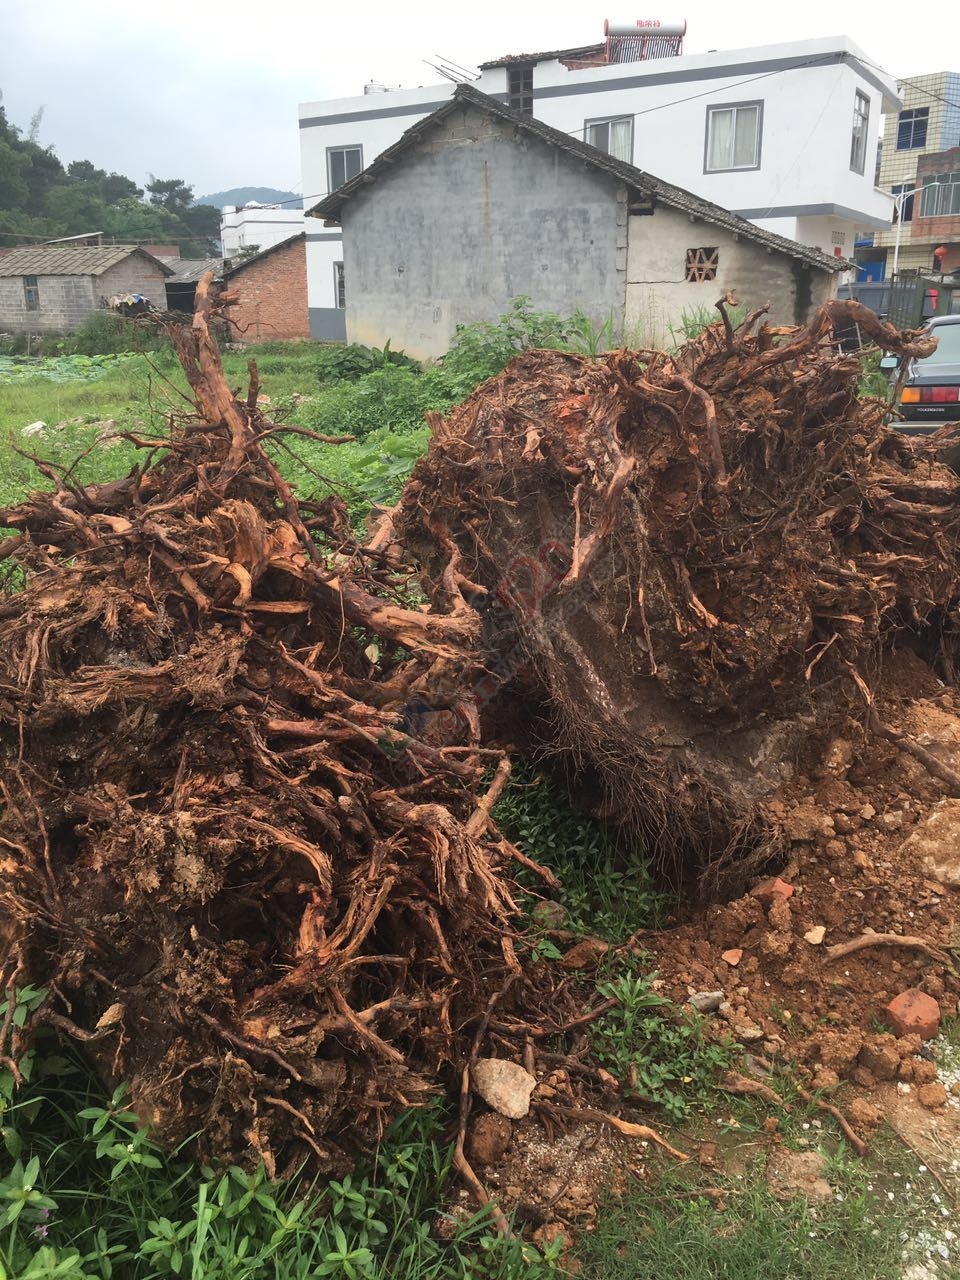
[583,116,634,163]
[334,261,345,310]
[920,172,960,218]
[326,145,363,193]
[704,101,763,173]
[850,91,869,175]
[896,108,929,152]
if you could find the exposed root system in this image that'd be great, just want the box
[397,299,960,892]
[0,278,534,1175]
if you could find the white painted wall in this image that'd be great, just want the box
[299,34,899,315]
[221,205,305,259]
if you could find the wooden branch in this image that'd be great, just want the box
[868,709,960,797]
[824,932,955,971]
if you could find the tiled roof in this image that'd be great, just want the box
[478,44,605,69]
[310,84,848,274]
[0,245,173,277]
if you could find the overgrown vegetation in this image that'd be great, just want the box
[493,765,731,1120]
[0,1023,558,1280]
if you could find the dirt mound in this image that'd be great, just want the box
[397,300,960,894]
[0,279,535,1176]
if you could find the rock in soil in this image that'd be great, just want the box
[899,800,960,886]
[886,990,941,1041]
[917,1082,949,1110]
[471,1059,537,1119]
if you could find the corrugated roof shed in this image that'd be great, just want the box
[310,84,850,274]
[0,245,173,278]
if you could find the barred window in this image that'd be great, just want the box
[686,248,719,282]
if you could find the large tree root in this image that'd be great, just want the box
[396,300,960,894]
[0,275,542,1175]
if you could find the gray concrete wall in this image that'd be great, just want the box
[0,253,169,334]
[309,307,347,340]
[340,104,626,359]
[97,256,170,310]
[625,208,838,347]
[0,274,95,334]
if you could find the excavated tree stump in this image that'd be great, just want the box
[396,300,960,893]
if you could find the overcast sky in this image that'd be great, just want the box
[1,1,946,202]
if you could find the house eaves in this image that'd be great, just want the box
[308,84,849,274]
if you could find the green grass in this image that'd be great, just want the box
[493,763,669,946]
[0,1026,559,1280]
[574,1127,958,1280]
[493,766,731,1120]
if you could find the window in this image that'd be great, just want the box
[919,171,960,218]
[892,181,916,223]
[850,91,869,174]
[327,145,363,192]
[685,247,718,282]
[584,117,633,163]
[705,102,762,172]
[334,262,345,310]
[508,65,533,116]
[23,276,39,311]
[896,107,928,151]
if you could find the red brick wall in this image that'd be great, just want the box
[226,237,309,341]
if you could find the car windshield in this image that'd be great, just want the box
[924,323,960,364]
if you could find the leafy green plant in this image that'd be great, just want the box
[0,355,141,386]
[668,303,744,349]
[316,342,420,385]
[438,297,585,398]
[493,763,667,944]
[0,1029,556,1280]
[590,958,731,1121]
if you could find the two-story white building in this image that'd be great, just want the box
[220,203,306,263]
[298,23,899,339]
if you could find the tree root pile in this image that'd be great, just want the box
[396,300,960,893]
[0,280,532,1176]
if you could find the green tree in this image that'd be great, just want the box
[67,160,142,204]
[146,176,194,215]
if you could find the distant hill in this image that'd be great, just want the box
[195,187,301,210]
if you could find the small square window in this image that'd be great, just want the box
[584,116,633,163]
[686,248,718,282]
[334,262,345,310]
[705,102,762,172]
[327,145,363,192]
[23,275,40,311]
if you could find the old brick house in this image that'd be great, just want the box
[223,234,309,341]
[0,245,172,334]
